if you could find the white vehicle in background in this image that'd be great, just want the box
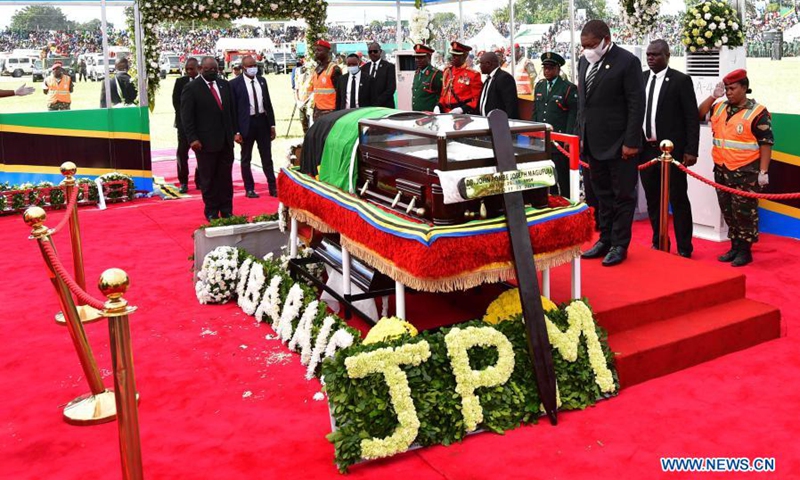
[159,52,182,77]
[87,55,115,81]
[2,55,37,77]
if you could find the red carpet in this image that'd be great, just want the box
[1,166,799,478]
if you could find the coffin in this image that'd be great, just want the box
[357,112,553,225]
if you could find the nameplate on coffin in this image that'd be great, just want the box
[436,160,556,204]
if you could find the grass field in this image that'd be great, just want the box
[1,56,798,161]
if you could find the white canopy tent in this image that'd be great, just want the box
[214,37,277,53]
[466,21,508,50]
[515,23,554,45]
[784,23,800,42]
[556,30,580,43]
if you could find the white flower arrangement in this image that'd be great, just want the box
[238,262,266,315]
[444,326,515,432]
[289,299,319,364]
[275,283,304,342]
[345,342,432,460]
[195,246,240,304]
[619,0,663,39]
[324,329,355,359]
[307,316,337,380]
[409,7,432,45]
[682,1,745,52]
[255,275,283,324]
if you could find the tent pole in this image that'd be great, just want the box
[397,0,402,45]
[459,0,464,40]
[510,0,515,74]
[101,0,112,110]
[133,2,147,108]
[569,0,577,81]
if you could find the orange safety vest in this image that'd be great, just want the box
[514,59,533,95]
[310,63,337,111]
[710,101,765,170]
[45,75,71,104]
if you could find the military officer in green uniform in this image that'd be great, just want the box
[533,52,578,197]
[412,43,443,112]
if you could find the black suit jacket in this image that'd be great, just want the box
[335,72,375,110]
[229,73,276,137]
[172,75,193,130]
[361,60,396,108]
[479,68,519,119]
[180,77,238,153]
[100,72,137,108]
[641,67,700,160]
[577,44,645,160]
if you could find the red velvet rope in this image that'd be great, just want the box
[672,161,800,200]
[50,186,80,235]
[41,241,106,310]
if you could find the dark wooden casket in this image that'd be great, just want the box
[357,112,552,225]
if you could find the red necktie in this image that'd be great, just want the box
[208,82,222,110]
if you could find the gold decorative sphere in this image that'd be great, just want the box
[98,268,130,299]
[23,206,47,227]
[60,161,77,177]
[659,140,674,154]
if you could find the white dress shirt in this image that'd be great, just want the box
[205,79,222,106]
[643,67,668,141]
[346,70,361,108]
[245,75,264,115]
[480,67,500,116]
[369,60,381,77]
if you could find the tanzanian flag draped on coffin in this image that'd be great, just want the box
[301,107,396,191]
[0,106,151,191]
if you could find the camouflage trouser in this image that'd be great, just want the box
[714,161,762,244]
[48,101,71,111]
[299,104,310,134]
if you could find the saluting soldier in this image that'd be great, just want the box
[411,44,443,112]
[435,42,482,114]
[533,52,578,197]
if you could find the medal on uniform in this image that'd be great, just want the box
[736,124,744,134]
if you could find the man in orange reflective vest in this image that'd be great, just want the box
[42,62,74,111]
[503,43,537,95]
[434,42,482,114]
[307,39,341,124]
[698,69,773,267]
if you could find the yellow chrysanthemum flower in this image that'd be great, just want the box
[364,316,419,345]
[483,288,557,324]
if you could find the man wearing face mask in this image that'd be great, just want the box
[335,54,375,111]
[362,42,396,108]
[181,56,240,221]
[231,55,277,198]
[173,57,199,194]
[577,20,645,267]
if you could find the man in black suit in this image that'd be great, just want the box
[230,55,277,198]
[181,56,239,221]
[640,39,700,258]
[173,57,199,193]
[477,52,519,119]
[577,20,646,266]
[100,58,137,108]
[336,54,375,111]
[362,42,396,108]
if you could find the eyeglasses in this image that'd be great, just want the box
[368,50,380,54]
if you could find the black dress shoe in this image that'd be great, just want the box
[678,250,692,259]
[246,190,260,198]
[269,187,278,197]
[582,241,610,259]
[220,212,233,219]
[179,184,188,194]
[602,246,627,267]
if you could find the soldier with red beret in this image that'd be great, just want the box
[698,68,773,266]
[435,41,482,114]
[412,44,442,112]
[307,39,341,123]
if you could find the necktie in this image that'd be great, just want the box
[349,74,357,109]
[250,79,260,114]
[370,62,377,78]
[208,82,222,110]
[480,75,491,115]
[645,74,657,140]
[547,80,553,96]
[585,62,600,96]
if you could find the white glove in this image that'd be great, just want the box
[432,105,441,114]
[758,171,769,187]
[712,81,725,99]
[450,107,464,114]
[15,83,34,96]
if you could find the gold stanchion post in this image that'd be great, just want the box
[55,162,103,326]
[23,207,116,425]
[99,268,143,480]
[658,140,674,252]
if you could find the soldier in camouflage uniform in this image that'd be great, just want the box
[698,69,773,267]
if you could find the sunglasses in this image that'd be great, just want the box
[368,50,380,54]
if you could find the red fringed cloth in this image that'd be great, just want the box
[279,168,594,292]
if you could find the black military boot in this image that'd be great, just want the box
[718,240,739,263]
[732,242,753,267]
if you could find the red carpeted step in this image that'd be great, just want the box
[550,245,747,334]
[609,298,781,388]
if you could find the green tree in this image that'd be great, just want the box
[493,0,607,24]
[75,19,109,31]
[10,6,73,31]
[432,12,457,28]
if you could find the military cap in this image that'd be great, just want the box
[414,44,435,56]
[541,51,565,67]
[449,41,472,55]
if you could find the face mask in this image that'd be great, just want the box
[348,65,360,75]
[245,67,258,77]
[583,38,608,64]
[201,71,218,82]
